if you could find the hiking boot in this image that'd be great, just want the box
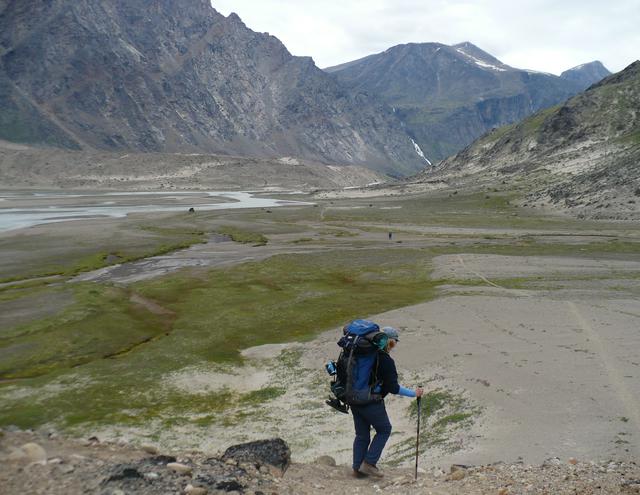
[352,468,368,479]
[359,462,384,478]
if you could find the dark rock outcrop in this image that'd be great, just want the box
[0,0,424,175]
[222,438,291,473]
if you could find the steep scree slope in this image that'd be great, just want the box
[416,61,640,220]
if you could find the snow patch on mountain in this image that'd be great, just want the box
[411,138,432,165]
[455,48,507,72]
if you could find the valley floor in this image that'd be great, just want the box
[1,187,639,480]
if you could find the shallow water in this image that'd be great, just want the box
[0,190,312,232]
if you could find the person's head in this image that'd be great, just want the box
[382,326,399,352]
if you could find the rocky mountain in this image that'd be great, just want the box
[561,61,611,91]
[0,0,425,176]
[325,43,608,164]
[413,61,640,220]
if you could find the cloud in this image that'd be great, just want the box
[211,0,639,74]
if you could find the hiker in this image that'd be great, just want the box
[351,326,423,478]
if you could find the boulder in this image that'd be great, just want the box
[21,443,47,463]
[314,455,337,467]
[185,484,207,495]
[222,439,290,474]
[447,469,466,481]
[167,462,192,475]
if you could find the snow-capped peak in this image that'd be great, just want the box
[455,47,507,72]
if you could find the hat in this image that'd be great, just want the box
[382,326,399,341]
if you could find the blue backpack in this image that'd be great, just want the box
[329,319,389,409]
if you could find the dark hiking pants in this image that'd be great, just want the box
[351,401,392,470]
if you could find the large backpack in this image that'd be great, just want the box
[329,319,389,410]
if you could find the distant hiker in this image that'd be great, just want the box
[324,320,423,479]
[188,207,195,213]
[388,231,393,241]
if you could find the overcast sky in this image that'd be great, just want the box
[212,0,638,75]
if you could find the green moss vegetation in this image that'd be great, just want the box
[241,387,286,405]
[0,284,170,379]
[216,226,268,246]
[134,249,437,362]
[387,388,479,465]
[522,104,561,135]
[0,221,207,283]
[0,248,438,429]
[478,122,516,146]
[619,130,640,145]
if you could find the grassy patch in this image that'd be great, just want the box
[388,388,479,465]
[434,412,473,427]
[619,131,640,145]
[135,249,437,362]
[0,248,439,430]
[0,284,170,379]
[240,387,286,405]
[0,225,206,284]
[523,104,561,135]
[216,226,268,246]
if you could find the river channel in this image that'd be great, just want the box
[0,190,313,232]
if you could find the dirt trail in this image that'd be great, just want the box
[568,301,640,436]
[456,254,505,289]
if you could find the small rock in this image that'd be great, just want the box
[225,458,238,466]
[142,445,159,455]
[450,464,468,473]
[498,489,509,495]
[448,469,466,481]
[314,455,336,467]
[184,484,207,495]
[145,472,160,480]
[21,443,47,463]
[59,464,75,474]
[111,490,125,495]
[568,458,578,465]
[148,455,177,465]
[167,462,192,475]
[48,458,63,464]
[239,462,258,474]
[103,465,142,482]
[215,478,243,491]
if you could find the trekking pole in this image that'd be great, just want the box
[414,393,422,481]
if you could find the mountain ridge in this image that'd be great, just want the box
[326,42,611,163]
[0,0,425,175]
[414,60,640,219]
